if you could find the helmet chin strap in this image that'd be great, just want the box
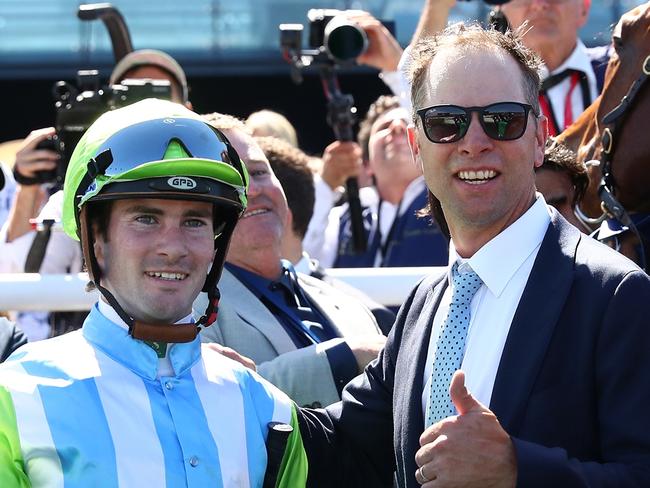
[95,283,201,343]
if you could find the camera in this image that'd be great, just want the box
[20,70,171,186]
[280,9,395,68]
[308,9,368,63]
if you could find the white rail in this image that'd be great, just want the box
[0,273,98,311]
[327,267,441,307]
[0,267,444,311]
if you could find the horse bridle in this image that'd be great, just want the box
[586,54,650,270]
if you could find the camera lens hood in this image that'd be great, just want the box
[324,15,368,63]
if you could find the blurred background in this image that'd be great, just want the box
[0,0,645,155]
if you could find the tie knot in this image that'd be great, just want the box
[450,264,482,307]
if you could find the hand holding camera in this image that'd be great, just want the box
[344,10,403,72]
[13,127,60,186]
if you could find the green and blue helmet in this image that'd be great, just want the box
[62,98,249,338]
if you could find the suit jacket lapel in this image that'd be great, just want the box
[221,269,296,354]
[297,274,342,334]
[490,213,581,433]
[396,273,447,487]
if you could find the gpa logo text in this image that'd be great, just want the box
[168,177,197,190]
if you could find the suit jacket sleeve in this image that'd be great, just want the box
[255,341,345,408]
[512,269,650,487]
[298,277,430,487]
[199,269,383,408]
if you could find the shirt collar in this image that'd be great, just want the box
[448,194,551,297]
[225,262,275,291]
[378,176,425,217]
[541,41,597,97]
[294,253,312,275]
[85,301,200,380]
[400,176,426,216]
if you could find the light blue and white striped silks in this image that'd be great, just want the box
[0,304,307,487]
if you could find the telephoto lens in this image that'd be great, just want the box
[323,15,368,62]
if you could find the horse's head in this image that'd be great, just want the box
[596,2,650,213]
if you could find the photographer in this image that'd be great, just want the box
[0,49,191,341]
[296,10,425,263]
[305,95,449,269]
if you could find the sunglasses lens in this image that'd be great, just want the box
[481,103,528,140]
[423,106,468,143]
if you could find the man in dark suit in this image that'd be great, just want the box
[195,113,385,409]
[297,23,650,487]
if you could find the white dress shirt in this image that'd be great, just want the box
[379,44,413,115]
[421,195,552,419]
[0,164,16,233]
[540,40,599,130]
[302,174,342,262]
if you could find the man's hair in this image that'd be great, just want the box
[202,112,250,133]
[357,95,401,161]
[409,23,543,237]
[255,136,315,238]
[407,23,543,120]
[538,139,589,207]
[246,110,298,147]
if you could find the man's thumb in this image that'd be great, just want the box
[450,370,487,415]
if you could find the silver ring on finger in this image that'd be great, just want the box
[418,466,430,483]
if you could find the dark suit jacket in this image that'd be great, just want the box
[299,211,650,487]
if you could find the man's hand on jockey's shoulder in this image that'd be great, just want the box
[205,342,257,372]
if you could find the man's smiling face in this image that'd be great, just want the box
[222,128,289,276]
[410,46,545,253]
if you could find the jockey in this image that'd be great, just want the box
[0,98,307,487]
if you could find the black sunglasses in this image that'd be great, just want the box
[416,102,538,144]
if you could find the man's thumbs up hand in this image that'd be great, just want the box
[450,370,489,416]
[415,370,518,487]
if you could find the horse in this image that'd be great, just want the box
[556,2,650,224]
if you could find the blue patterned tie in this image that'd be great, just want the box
[425,263,483,428]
